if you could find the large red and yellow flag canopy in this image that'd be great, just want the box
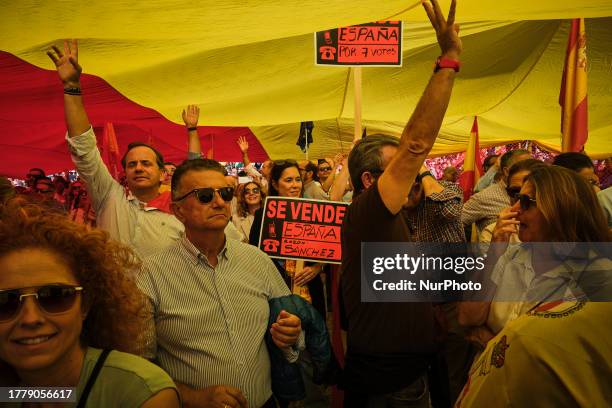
[1,1,612,177]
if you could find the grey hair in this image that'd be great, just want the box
[348,134,399,194]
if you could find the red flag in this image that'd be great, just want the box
[101,122,121,180]
[559,19,588,152]
[206,134,214,159]
[458,117,483,202]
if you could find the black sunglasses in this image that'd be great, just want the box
[518,194,537,211]
[506,186,521,202]
[175,187,235,203]
[318,166,332,172]
[244,187,261,195]
[0,285,84,322]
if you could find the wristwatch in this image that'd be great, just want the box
[434,57,461,73]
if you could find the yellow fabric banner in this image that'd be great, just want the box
[1,2,611,158]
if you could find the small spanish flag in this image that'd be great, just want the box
[458,116,483,202]
[101,122,121,180]
[560,19,588,152]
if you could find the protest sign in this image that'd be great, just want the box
[315,21,403,66]
[257,197,348,263]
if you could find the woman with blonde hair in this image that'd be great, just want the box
[0,199,179,407]
[233,180,266,241]
[460,165,611,341]
[456,166,612,406]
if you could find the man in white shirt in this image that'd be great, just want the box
[48,41,241,258]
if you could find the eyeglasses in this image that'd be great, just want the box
[175,187,235,203]
[318,166,332,172]
[244,187,261,195]
[506,186,521,202]
[518,194,537,211]
[0,285,84,322]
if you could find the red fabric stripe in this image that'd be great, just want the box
[0,51,268,178]
[470,116,479,134]
[569,97,588,152]
[559,19,580,108]
[458,170,476,202]
[566,19,580,57]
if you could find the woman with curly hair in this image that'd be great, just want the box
[233,180,266,241]
[0,199,179,407]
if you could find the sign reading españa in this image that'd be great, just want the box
[315,21,403,66]
[257,197,348,263]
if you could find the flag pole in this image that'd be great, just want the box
[353,67,363,143]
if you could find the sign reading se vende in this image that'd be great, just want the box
[315,21,403,66]
[257,197,348,264]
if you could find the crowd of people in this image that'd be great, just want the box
[1,1,611,407]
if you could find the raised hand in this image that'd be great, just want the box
[333,153,344,168]
[182,105,200,128]
[46,39,82,87]
[422,0,462,58]
[236,136,249,154]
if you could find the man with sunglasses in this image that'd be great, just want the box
[316,159,335,194]
[461,149,531,238]
[340,1,463,406]
[25,168,46,191]
[138,158,303,408]
[478,159,545,245]
[303,162,329,200]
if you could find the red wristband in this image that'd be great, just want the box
[434,57,460,73]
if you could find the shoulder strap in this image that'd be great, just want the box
[76,349,112,408]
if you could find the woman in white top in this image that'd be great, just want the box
[459,165,611,347]
[233,181,266,242]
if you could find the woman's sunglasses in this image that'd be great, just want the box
[0,285,84,322]
[244,187,260,195]
[517,194,537,211]
[175,187,235,203]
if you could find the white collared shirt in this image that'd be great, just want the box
[66,127,183,258]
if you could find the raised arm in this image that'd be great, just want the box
[47,40,117,211]
[330,153,350,201]
[182,105,201,158]
[419,164,444,196]
[237,136,251,167]
[378,0,461,214]
[47,40,89,137]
